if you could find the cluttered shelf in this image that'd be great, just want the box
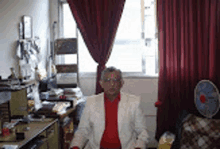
[0,76,86,149]
[0,79,36,92]
[35,87,86,149]
[36,87,83,116]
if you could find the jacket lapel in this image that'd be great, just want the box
[97,93,105,142]
[118,92,128,134]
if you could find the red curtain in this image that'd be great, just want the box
[67,0,125,94]
[155,0,220,140]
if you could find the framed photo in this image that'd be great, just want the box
[23,15,32,39]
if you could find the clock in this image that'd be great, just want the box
[194,80,220,118]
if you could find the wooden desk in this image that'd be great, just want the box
[0,118,59,149]
[39,94,79,149]
[36,106,75,149]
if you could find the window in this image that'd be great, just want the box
[59,0,158,77]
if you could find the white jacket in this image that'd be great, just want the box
[70,92,149,149]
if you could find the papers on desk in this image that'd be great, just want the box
[2,145,18,149]
[52,102,70,115]
[47,87,83,100]
[41,101,70,115]
[48,88,63,96]
[63,87,83,99]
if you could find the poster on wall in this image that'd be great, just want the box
[23,15,32,39]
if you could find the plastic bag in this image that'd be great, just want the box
[157,131,175,149]
[32,84,42,111]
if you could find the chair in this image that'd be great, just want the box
[171,110,220,149]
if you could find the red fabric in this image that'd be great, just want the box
[70,147,79,149]
[67,0,125,94]
[155,0,220,141]
[100,93,121,149]
[154,101,162,107]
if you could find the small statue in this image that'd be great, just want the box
[8,67,17,79]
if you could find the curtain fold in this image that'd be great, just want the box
[67,0,125,94]
[155,0,220,141]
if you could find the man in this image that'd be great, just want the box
[70,67,149,149]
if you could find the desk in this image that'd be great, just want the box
[36,106,75,149]
[39,94,79,149]
[0,118,59,149]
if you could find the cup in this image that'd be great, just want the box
[2,122,10,137]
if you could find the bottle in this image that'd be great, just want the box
[157,131,175,149]
[35,66,40,81]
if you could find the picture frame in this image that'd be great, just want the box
[22,15,32,39]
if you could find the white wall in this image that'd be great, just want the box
[0,0,50,79]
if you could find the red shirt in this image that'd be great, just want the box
[100,93,121,149]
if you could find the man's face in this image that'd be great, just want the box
[100,70,124,97]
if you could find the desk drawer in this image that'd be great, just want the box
[46,125,55,138]
[47,122,59,149]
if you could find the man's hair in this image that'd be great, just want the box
[100,66,123,80]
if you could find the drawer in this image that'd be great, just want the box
[46,125,55,138]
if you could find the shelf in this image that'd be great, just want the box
[56,64,77,73]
